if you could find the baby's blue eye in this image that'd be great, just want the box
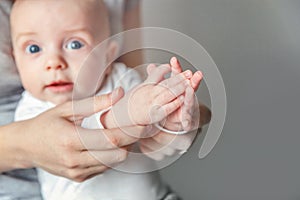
[25,44,41,54]
[66,40,83,50]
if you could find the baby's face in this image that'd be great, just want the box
[11,0,112,104]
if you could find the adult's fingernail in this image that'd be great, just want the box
[111,87,124,102]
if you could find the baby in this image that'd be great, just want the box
[11,0,202,199]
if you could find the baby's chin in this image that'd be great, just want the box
[47,94,73,105]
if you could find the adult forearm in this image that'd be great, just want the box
[0,121,33,172]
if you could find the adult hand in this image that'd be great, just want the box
[139,129,198,161]
[5,88,145,182]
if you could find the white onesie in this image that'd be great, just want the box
[15,63,169,200]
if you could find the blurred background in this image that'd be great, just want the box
[140,0,300,199]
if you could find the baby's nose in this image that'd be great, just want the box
[45,55,67,71]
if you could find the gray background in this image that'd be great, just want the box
[141,0,300,199]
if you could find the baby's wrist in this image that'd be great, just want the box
[154,122,188,135]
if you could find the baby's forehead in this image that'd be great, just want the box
[12,0,107,15]
[11,0,110,38]
[11,0,109,25]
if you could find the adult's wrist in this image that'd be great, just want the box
[0,120,34,171]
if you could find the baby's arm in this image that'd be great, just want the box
[100,65,191,129]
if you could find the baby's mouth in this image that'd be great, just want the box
[46,81,74,93]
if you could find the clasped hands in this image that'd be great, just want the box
[19,57,205,182]
[101,57,203,160]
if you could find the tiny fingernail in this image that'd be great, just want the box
[112,87,123,101]
[184,70,192,78]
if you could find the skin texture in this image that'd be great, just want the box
[0,0,211,182]
[2,0,143,181]
[101,57,206,161]
[11,0,204,163]
[11,0,113,104]
[0,90,148,182]
[139,57,208,160]
[115,1,212,160]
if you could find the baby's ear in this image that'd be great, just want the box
[104,40,119,75]
[11,48,15,60]
[105,40,119,65]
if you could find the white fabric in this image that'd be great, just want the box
[15,63,167,200]
[0,1,139,199]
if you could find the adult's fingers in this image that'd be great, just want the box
[78,165,109,182]
[75,125,145,150]
[66,165,109,182]
[78,147,128,168]
[181,87,195,131]
[140,138,176,156]
[60,87,124,120]
[152,131,197,151]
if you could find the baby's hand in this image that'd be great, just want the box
[106,64,192,127]
[155,57,203,132]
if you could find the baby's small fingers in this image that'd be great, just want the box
[158,96,185,117]
[160,70,192,88]
[144,64,171,84]
[146,64,156,75]
[190,71,203,91]
[170,57,182,76]
[156,81,187,105]
[149,96,184,123]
